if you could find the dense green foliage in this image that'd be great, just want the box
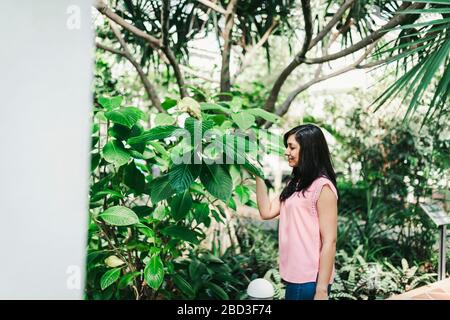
[88,0,449,300]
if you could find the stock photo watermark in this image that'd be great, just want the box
[66,5,81,30]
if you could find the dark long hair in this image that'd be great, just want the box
[279,124,338,202]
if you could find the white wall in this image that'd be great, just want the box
[0,1,92,299]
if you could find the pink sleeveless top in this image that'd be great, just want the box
[279,176,338,284]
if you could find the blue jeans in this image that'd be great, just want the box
[284,281,332,300]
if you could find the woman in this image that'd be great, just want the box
[255,124,338,300]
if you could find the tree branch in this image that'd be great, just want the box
[196,0,228,15]
[161,0,170,48]
[219,0,239,97]
[264,42,380,129]
[97,24,164,113]
[161,0,188,98]
[94,0,161,48]
[96,42,125,56]
[308,0,356,50]
[263,1,425,114]
[231,17,279,84]
[263,0,313,113]
[180,65,219,83]
[303,2,426,64]
[95,0,187,98]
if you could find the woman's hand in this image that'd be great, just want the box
[255,176,280,220]
[313,288,329,300]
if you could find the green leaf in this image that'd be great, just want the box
[169,163,201,193]
[231,111,255,130]
[100,268,121,290]
[200,102,231,114]
[193,203,211,227]
[206,282,229,300]
[155,113,176,126]
[172,274,195,298]
[92,189,123,201]
[123,162,146,194]
[184,117,215,139]
[161,225,200,244]
[200,252,224,264]
[178,97,202,118]
[227,197,236,210]
[169,190,193,221]
[105,107,144,129]
[102,140,130,167]
[235,185,250,204]
[161,98,178,110]
[132,205,152,218]
[148,141,170,158]
[136,223,155,238]
[200,164,233,201]
[91,153,101,172]
[189,259,206,280]
[118,271,141,290]
[148,174,176,204]
[144,255,164,290]
[243,160,264,178]
[98,96,123,110]
[127,126,182,145]
[104,255,125,268]
[246,108,280,123]
[100,206,139,226]
[92,123,100,134]
[152,205,168,220]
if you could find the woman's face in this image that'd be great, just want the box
[285,134,300,167]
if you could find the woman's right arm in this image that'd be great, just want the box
[255,176,281,220]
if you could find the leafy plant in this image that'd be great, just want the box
[331,246,437,300]
[86,93,282,300]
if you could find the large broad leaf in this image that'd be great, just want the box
[123,162,146,194]
[102,140,130,167]
[91,153,100,172]
[171,274,195,299]
[99,206,139,226]
[100,268,121,290]
[118,271,141,290]
[243,159,264,178]
[148,174,176,204]
[200,164,233,201]
[104,255,125,268]
[161,97,178,110]
[169,190,193,221]
[177,97,202,118]
[168,163,201,193]
[184,117,215,142]
[144,255,164,290]
[200,102,231,114]
[206,282,229,300]
[246,108,280,123]
[155,113,176,126]
[189,259,207,281]
[220,134,256,164]
[105,107,144,129]
[161,225,200,244]
[231,111,255,130]
[127,125,182,145]
[193,203,211,227]
[136,223,155,238]
[235,185,250,205]
[98,96,122,111]
[132,205,152,218]
[108,123,144,142]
